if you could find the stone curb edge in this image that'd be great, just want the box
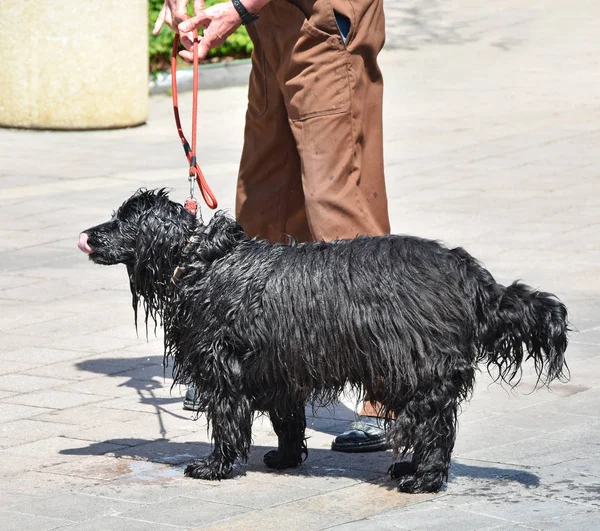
[149,58,252,94]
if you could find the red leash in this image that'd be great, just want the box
[171,33,218,213]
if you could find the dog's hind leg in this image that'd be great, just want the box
[264,403,308,470]
[389,387,460,494]
[185,393,252,480]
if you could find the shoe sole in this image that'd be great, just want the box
[183,400,202,412]
[331,441,389,453]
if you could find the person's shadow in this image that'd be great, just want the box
[66,355,541,491]
[74,354,358,439]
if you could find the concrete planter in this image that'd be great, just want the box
[0,0,148,130]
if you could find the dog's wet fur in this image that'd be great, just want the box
[80,189,568,493]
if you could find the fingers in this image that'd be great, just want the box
[179,36,212,62]
[196,38,212,61]
[169,0,189,27]
[179,49,194,62]
[178,13,209,34]
[152,4,167,35]
[180,32,195,52]
[194,0,206,14]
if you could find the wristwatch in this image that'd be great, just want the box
[231,0,259,25]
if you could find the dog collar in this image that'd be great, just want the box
[169,234,199,287]
[170,266,185,287]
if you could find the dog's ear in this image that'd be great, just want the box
[126,262,141,332]
[134,208,186,283]
[130,207,188,327]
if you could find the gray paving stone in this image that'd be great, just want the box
[0,403,56,424]
[542,394,600,419]
[546,419,600,447]
[199,481,432,530]
[463,409,593,440]
[324,519,407,531]
[1,436,128,467]
[0,418,76,446]
[79,475,200,504]
[0,510,74,531]
[6,492,141,523]
[0,373,72,393]
[459,493,585,524]
[478,526,538,531]
[193,473,326,509]
[536,461,600,508]
[0,346,89,365]
[120,495,251,528]
[371,504,512,531]
[454,421,541,455]
[32,404,146,427]
[548,455,600,479]
[460,436,600,468]
[56,515,186,530]
[3,389,111,410]
[527,510,600,531]
[0,359,38,375]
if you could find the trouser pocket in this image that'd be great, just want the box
[334,11,351,43]
[282,2,350,121]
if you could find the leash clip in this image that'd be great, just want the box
[185,173,198,216]
[185,172,204,225]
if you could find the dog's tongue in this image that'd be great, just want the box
[78,233,93,254]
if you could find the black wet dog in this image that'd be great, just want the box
[78,189,568,493]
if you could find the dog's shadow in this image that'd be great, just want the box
[59,437,540,491]
[71,356,540,491]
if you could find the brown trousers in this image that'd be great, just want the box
[236,0,390,417]
[236,0,390,243]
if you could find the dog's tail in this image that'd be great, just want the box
[455,248,569,385]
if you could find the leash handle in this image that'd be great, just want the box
[171,34,218,210]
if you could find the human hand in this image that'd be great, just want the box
[152,0,199,55]
[178,1,242,62]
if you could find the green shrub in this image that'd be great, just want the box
[148,0,253,72]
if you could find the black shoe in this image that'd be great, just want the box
[183,387,202,412]
[331,417,388,453]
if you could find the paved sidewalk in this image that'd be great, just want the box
[1,1,599,529]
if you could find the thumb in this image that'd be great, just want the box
[178,13,209,33]
[196,38,212,61]
[178,38,211,62]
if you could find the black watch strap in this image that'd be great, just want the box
[231,0,259,25]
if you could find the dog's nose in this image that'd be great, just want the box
[78,233,93,254]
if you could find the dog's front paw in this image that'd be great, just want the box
[389,461,415,479]
[184,459,233,480]
[263,449,303,470]
[395,472,443,494]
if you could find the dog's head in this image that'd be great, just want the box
[78,188,194,266]
[79,189,199,327]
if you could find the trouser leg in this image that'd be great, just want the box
[237,0,390,242]
[281,0,390,240]
[237,0,391,448]
[236,21,312,243]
